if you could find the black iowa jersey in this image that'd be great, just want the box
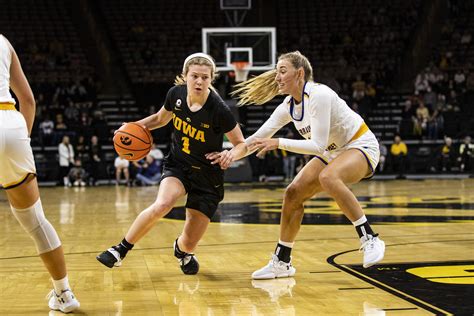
[163,85,237,172]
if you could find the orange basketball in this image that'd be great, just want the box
[113,122,153,161]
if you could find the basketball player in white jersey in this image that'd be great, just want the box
[0,34,79,312]
[208,51,385,279]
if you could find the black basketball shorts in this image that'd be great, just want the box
[160,161,224,219]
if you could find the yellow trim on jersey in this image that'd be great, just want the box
[349,122,369,143]
[0,103,16,110]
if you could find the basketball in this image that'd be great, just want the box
[113,122,153,161]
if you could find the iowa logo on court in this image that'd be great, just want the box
[338,260,474,315]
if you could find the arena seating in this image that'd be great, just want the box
[99,0,227,84]
[0,0,93,84]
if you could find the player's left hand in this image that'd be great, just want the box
[249,138,279,159]
[205,150,233,170]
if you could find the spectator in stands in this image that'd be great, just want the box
[64,100,79,126]
[365,83,377,102]
[390,135,408,179]
[70,79,87,103]
[436,93,447,110]
[58,135,74,186]
[75,135,88,162]
[68,159,87,187]
[35,93,46,121]
[447,89,459,110]
[399,99,416,137]
[88,135,103,186]
[414,70,429,94]
[454,69,466,92]
[78,112,93,139]
[427,105,444,139]
[414,101,429,137]
[352,75,366,101]
[458,135,474,172]
[149,143,164,162]
[435,137,457,172]
[423,87,437,109]
[428,66,444,93]
[54,113,68,141]
[38,114,55,146]
[135,155,161,186]
[114,156,130,186]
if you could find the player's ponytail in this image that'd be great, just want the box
[231,69,279,106]
[231,51,313,106]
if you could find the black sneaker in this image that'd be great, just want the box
[179,254,199,275]
[96,247,123,268]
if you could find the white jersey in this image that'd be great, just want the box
[247,82,364,155]
[0,34,16,104]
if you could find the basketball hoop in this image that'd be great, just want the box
[231,61,250,82]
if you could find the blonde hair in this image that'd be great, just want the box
[174,54,218,86]
[232,51,313,106]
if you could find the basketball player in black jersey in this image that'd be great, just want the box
[97,53,247,274]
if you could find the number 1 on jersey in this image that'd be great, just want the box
[181,136,191,154]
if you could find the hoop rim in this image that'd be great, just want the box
[231,61,250,70]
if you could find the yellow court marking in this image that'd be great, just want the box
[338,264,453,315]
[407,265,474,285]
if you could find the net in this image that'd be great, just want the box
[231,61,250,82]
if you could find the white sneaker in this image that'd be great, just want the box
[47,289,80,313]
[252,254,296,280]
[360,235,385,268]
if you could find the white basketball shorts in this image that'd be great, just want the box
[316,130,380,178]
[0,109,36,189]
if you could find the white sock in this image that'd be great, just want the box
[52,275,70,293]
[278,239,294,248]
[352,215,367,227]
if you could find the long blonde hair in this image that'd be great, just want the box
[232,51,313,105]
[174,54,218,86]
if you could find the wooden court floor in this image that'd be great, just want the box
[0,179,473,315]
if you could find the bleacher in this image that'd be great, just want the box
[0,0,93,83]
[275,0,423,90]
[99,0,227,85]
[437,0,474,73]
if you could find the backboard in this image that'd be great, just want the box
[202,27,276,72]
